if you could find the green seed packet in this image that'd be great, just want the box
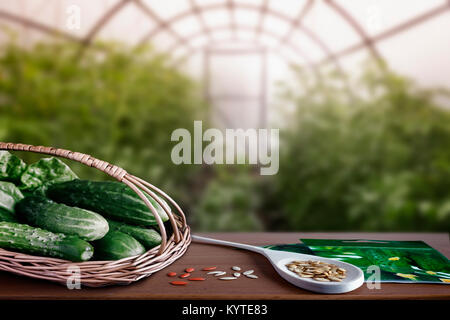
[265,239,450,284]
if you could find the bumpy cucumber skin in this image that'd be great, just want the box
[93,230,145,260]
[0,208,17,222]
[16,196,109,241]
[107,219,161,249]
[47,180,170,226]
[0,221,93,262]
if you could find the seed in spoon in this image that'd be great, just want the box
[328,277,342,282]
[233,272,241,277]
[232,266,241,271]
[285,260,347,282]
[243,270,254,275]
[299,274,314,278]
[314,277,330,282]
[245,274,258,279]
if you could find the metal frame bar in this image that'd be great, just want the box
[132,0,191,49]
[204,46,267,128]
[0,9,81,43]
[82,0,131,46]
[319,1,450,64]
[324,0,381,62]
[255,0,269,40]
[0,0,448,71]
[137,2,339,68]
[280,0,314,45]
[174,38,296,66]
[189,0,211,41]
[227,0,237,40]
[168,24,313,65]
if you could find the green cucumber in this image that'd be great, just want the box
[0,221,93,262]
[0,208,17,222]
[93,230,145,260]
[107,219,161,249]
[47,180,170,226]
[16,196,109,241]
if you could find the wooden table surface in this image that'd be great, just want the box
[1,232,449,300]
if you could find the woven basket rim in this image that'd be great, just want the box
[0,142,191,287]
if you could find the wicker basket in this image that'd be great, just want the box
[0,142,191,287]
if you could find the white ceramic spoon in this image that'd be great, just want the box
[192,235,364,294]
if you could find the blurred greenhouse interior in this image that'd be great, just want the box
[0,0,450,232]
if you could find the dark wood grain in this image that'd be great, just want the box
[0,232,449,300]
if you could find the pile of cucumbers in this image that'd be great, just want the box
[0,151,168,262]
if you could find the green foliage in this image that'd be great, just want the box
[273,62,450,231]
[0,151,26,182]
[192,166,263,231]
[0,40,206,208]
[0,181,24,213]
[19,157,78,194]
[1,37,448,232]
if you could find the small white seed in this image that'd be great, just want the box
[233,273,241,277]
[245,274,258,279]
[219,277,237,280]
[232,266,241,271]
[243,270,254,275]
[213,271,226,277]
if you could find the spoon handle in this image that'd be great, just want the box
[192,235,266,254]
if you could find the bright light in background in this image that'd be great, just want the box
[1,0,450,126]
[1,1,450,233]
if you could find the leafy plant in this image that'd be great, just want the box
[272,62,450,231]
[0,39,206,211]
[192,166,263,231]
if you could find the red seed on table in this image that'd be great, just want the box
[179,273,191,278]
[167,272,177,277]
[185,268,195,273]
[202,267,217,271]
[170,281,188,286]
[189,277,205,281]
